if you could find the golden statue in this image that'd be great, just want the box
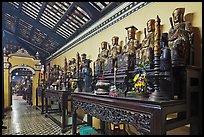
[137,19,155,68]
[168,8,193,66]
[109,36,122,68]
[99,41,109,71]
[117,26,139,71]
[70,58,76,76]
[123,26,139,55]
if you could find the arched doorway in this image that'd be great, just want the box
[3,48,42,111]
[10,68,34,106]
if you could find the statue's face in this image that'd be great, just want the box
[112,37,118,45]
[68,60,71,65]
[147,20,155,32]
[127,28,135,40]
[173,9,183,23]
[101,42,107,49]
[82,55,86,60]
[72,58,76,63]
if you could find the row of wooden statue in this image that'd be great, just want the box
[94,7,194,76]
[44,52,93,91]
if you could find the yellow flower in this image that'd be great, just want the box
[133,74,139,82]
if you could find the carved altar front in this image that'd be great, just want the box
[71,92,189,135]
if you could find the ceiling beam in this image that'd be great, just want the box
[36,2,48,22]
[2,2,66,44]
[28,2,47,42]
[63,2,121,48]
[100,2,122,16]
[74,2,101,19]
[3,30,50,55]
[3,30,36,55]
[52,3,76,31]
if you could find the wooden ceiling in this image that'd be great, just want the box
[2,2,122,61]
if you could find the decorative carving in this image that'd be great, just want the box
[4,63,10,69]
[3,47,8,56]
[73,100,151,133]
[34,64,42,70]
[35,52,40,60]
[15,48,32,57]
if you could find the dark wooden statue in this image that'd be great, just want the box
[160,33,171,72]
[94,54,103,77]
[81,59,92,92]
[168,8,194,67]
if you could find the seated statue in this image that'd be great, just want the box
[80,53,87,71]
[124,26,139,55]
[118,26,139,71]
[160,33,171,72]
[168,8,194,67]
[109,36,122,68]
[98,41,109,72]
[137,19,155,69]
[70,58,76,78]
[94,54,103,76]
[104,36,122,73]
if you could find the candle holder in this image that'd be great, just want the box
[109,67,120,97]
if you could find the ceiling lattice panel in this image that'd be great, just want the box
[2,2,122,61]
[89,2,111,11]
[22,2,43,20]
[18,19,33,40]
[4,13,17,33]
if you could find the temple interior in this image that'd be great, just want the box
[2,2,202,135]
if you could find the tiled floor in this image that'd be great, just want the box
[2,95,82,135]
[2,95,190,135]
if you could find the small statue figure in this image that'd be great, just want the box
[137,19,155,69]
[94,54,103,76]
[80,53,87,70]
[124,26,139,56]
[160,33,171,72]
[99,41,109,71]
[118,26,139,71]
[168,8,194,67]
[109,36,122,68]
[70,58,76,77]
[81,59,92,92]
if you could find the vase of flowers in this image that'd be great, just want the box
[127,63,149,98]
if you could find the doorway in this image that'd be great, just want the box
[10,68,33,106]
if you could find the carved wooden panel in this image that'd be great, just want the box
[73,100,151,134]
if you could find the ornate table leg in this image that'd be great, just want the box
[72,101,77,135]
[100,120,105,134]
[61,97,67,133]
[41,92,44,114]
[45,96,48,118]
[87,115,92,127]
